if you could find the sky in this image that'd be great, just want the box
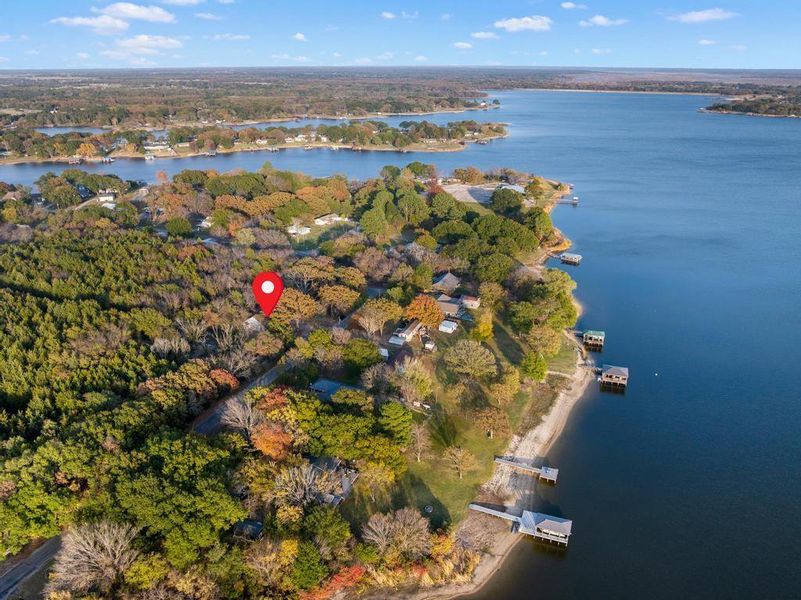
[1,1,799,70]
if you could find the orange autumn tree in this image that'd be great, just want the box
[405,294,444,328]
[252,422,293,460]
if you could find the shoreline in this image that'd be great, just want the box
[404,339,594,600]
[23,104,499,135]
[698,107,801,119]
[0,134,508,167]
[396,205,594,599]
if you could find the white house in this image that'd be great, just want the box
[460,295,481,309]
[286,223,311,236]
[314,213,345,226]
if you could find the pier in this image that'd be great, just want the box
[560,252,582,266]
[468,504,573,547]
[494,457,559,484]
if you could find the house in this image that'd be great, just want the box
[232,519,264,541]
[439,320,458,334]
[96,190,116,203]
[436,294,461,318]
[314,213,345,226]
[100,202,117,210]
[143,141,170,153]
[286,223,311,236]
[309,378,359,400]
[460,295,481,310]
[243,315,265,335]
[310,457,359,506]
[433,272,460,293]
[498,183,525,194]
[423,338,437,352]
[378,347,390,359]
[75,185,93,200]
[395,319,422,341]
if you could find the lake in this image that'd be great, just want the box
[7,90,801,598]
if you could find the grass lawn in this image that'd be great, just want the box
[548,335,580,376]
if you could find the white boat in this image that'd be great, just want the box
[144,154,155,161]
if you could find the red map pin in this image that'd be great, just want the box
[252,272,284,317]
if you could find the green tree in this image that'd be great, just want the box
[378,401,413,445]
[342,338,382,375]
[290,541,329,590]
[520,352,547,382]
[443,340,497,382]
[475,253,515,283]
[165,216,192,237]
[490,187,522,215]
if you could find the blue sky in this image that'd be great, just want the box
[1,1,799,70]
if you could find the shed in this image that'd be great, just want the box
[244,315,265,335]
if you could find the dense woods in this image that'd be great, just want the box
[0,162,578,599]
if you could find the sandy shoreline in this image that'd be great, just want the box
[403,341,594,600]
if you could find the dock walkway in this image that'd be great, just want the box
[494,457,559,483]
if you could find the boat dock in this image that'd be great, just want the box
[582,330,606,349]
[494,457,559,484]
[468,504,573,547]
[557,195,580,206]
[560,252,582,266]
[598,364,629,389]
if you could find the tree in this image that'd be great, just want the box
[272,288,323,328]
[405,294,444,328]
[490,187,522,215]
[331,388,373,413]
[397,192,429,225]
[284,257,336,293]
[430,192,466,220]
[362,507,431,561]
[475,253,515,283]
[303,505,352,560]
[317,284,360,317]
[342,338,382,375]
[409,422,432,463]
[443,340,497,381]
[378,401,413,445]
[471,309,493,341]
[77,142,98,158]
[526,324,562,357]
[478,281,505,311]
[520,351,547,382]
[48,521,140,594]
[489,366,521,406]
[443,446,478,480]
[392,356,433,404]
[475,406,509,439]
[290,541,329,590]
[252,422,293,460]
[166,216,192,237]
[359,206,389,239]
[221,396,264,442]
[354,298,403,338]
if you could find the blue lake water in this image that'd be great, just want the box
[6,91,801,598]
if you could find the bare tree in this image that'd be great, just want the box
[444,446,478,480]
[211,323,242,352]
[48,521,139,594]
[151,336,191,358]
[409,422,432,463]
[176,317,208,345]
[362,508,431,560]
[360,363,393,395]
[272,462,336,508]
[216,346,255,376]
[221,397,264,442]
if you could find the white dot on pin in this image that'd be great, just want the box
[261,280,275,295]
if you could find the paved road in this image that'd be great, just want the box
[0,537,60,600]
[192,362,286,434]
